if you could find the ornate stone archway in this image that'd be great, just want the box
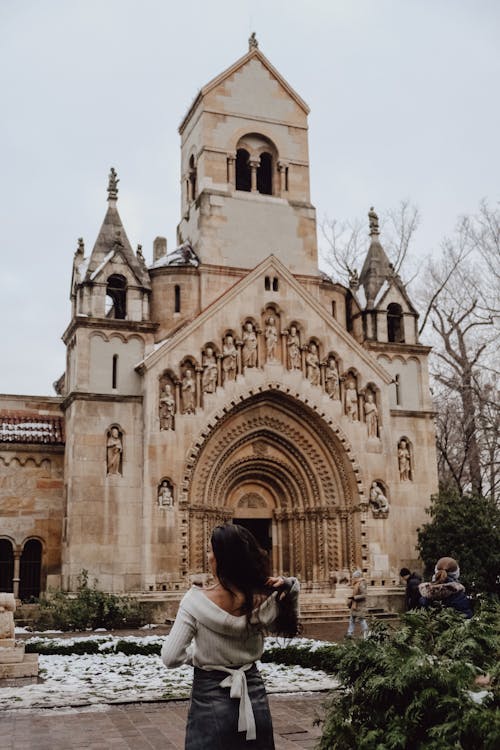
[180,386,365,590]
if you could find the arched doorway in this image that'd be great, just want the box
[0,539,14,593]
[183,390,363,590]
[19,539,42,601]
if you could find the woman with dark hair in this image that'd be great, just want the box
[161,523,300,749]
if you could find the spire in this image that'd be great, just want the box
[359,206,392,308]
[107,167,119,202]
[248,31,258,50]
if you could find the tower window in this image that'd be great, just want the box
[174,284,181,313]
[112,354,118,389]
[257,152,273,195]
[285,166,289,192]
[188,155,197,201]
[265,276,270,291]
[105,275,127,319]
[387,303,404,343]
[331,300,337,319]
[395,374,401,405]
[272,276,279,291]
[236,149,251,191]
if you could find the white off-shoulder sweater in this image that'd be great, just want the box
[161,579,300,740]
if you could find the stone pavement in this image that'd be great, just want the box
[0,693,327,749]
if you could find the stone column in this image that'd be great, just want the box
[227,154,236,186]
[216,354,223,387]
[195,367,203,409]
[277,161,288,196]
[12,552,21,600]
[249,159,259,192]
[280,331,288,365]
[235,340,243,376]
[174,380,181,415]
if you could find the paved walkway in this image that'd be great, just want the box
[1,693,327,749]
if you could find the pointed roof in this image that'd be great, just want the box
[179,37,309,134]
[359,207,393,309]
[83,169,150,288]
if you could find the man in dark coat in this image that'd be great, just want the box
[400,567,422,610]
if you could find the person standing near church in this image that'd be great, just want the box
[346,569,369,638]
[399,567,422,610]
[161,523,300,749]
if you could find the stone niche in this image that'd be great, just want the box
[0,593,39,682]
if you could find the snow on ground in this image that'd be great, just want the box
[0,636,338,710]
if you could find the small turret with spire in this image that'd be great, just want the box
[359,205,392,308]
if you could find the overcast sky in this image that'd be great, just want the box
[1,0,498,396]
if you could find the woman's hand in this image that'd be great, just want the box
[266,576,287,600]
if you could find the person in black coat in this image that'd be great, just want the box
[418,557,473,618]
[399,568,422,610]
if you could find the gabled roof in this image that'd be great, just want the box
[83,202,150,288]
[179,46,310,134]
[138,254,393,385]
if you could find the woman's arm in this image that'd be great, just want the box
[160,604,196,668]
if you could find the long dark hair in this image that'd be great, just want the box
[210,524,299,636]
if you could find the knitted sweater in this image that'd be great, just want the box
[161,578,300,670]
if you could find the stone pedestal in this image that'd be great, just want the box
[0,593,39,681]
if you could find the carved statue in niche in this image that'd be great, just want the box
[106,427,123,475]
[364,391,379,438]
[222,334,237,382]
[345,376,359,421]
[398,439,412,481]
[264,315,278,363]
[369,481,390,515]
[242,322,257,368]
[324,356,340,399]
[305,343,320,385]
[158,480,174,507]
[181,369,196,414]
[159,383,176,430]
[202,346,218,393]
[287,325,301,369]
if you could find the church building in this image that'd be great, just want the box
[0,39,438,608]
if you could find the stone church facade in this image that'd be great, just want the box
[0,41,438,603]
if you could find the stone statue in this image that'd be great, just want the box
[248,31,258,50]
[305,343,320,385]
[369,481,389,514]
[158,480,173,507]
[181,369,196,414]
[222,334,237,382]
[242,322,257,368]
[264,316,278,363]
[364,391,379,438]
[325,357,339,399]
[106,427,122,475]
[287,325,301,370]
[368,206,379,235]
[159,383,176,430]
[398,439,411,481]
[345,376,359,421]
[202,346,218,393]
[108,167,119,200]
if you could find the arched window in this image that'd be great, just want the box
[265,276,270,291]
[236,149,251,192]
[106,275,127,319]
[257,152,273,195]
[19,539,42,601]
[387,303,404,343]
[188,155,197,201]
[112,354,118,389]
[0,539,14,593]
[174,284,181,313]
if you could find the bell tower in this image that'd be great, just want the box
[177,35,318,275]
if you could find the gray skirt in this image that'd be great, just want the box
[185,664,275,750]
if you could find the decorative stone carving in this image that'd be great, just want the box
[181,369,196,414]
[344,376,359,421]
[202,346,218,393]
[106,427,122,475]
[264,315,278,363]
[238,492,266,509]
[158,480,174,507]
[325,357,340,399]
[159,382,176,430]
[398,439,412,481]
[305,343,320,385]
[364,391,379,438]
[222,334,237,382]
[242,322,257,368]
[0,593,15,640]
[369,481,389,516]
[287,325,301,370]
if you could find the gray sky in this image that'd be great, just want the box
[1,0,498,395]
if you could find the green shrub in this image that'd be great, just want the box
[318,600,500,749]
[32,570,147,632]
[261,644,341,673]
[25,639,102,655]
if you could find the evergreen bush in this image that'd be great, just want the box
[318,601,500,749]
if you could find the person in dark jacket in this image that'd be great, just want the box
[399,567,422,610]
[418,557,473,618]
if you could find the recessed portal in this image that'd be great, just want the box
[233,518,272,552]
